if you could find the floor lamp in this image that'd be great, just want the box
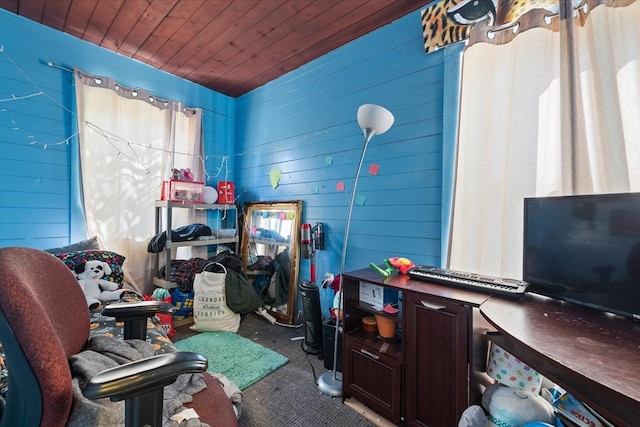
[317,104,395,397]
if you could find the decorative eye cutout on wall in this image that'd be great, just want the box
[420,0,568,53]
[447,0,498,26]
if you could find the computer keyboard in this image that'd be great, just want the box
[407,265,528,298]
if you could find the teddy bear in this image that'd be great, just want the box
[170,168,180,180]
[179,168,194,181]
[74,260,124,309]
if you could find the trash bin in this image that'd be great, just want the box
[323,319,342,372]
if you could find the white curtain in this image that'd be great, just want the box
[449,2,640,279]
[75,73,204,294]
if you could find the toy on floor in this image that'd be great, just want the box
[483,383,555,426]
[74,260,124,309]
[459,342,558,427]
[458,383,556,427]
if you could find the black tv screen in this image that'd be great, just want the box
[523,192,640,320]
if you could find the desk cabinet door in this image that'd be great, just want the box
[343,336,402,424]
[404,292,470,427]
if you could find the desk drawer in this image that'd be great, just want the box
[343,335,402,424]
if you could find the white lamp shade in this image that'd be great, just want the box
[357,104,395,137]
[318,103,396,398]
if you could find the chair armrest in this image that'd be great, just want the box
[82,351,207,401]
[101,301,175,340]
[101,301,175,320]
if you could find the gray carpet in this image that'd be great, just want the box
[173,313,376,427]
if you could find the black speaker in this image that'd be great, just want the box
[298,280,323,355]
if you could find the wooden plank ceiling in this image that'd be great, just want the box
[1,0,426,97]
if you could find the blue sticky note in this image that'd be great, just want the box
[355,194,366,206]
[325,156,333,166]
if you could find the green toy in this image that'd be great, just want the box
[369,259,394,277]
[370,257,416,277]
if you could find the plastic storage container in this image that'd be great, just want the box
[217,181,235,204]
[161,180,204,203]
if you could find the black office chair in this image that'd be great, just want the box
[0,247,208,427]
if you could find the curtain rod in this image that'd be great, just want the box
[46,60,73,73]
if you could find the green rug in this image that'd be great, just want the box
[174,332,288,389]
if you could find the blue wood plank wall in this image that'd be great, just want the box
[0,10,235,249]
[1,4,457,285]
[236,9,453,282]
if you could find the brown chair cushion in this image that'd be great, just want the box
[189,372,239,426]
[0,247,91,427]
[1,247,238,426]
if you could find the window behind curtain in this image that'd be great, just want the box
[449,2,640,279]
[75,72,204,294]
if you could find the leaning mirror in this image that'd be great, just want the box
[241,201,302,325]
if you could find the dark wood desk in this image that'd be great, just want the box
[480,293,640,427]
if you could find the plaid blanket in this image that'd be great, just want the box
[160,258,209,292]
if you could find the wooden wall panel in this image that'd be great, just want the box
[235,11,450,279]
[0,10,235,249]
[0,6,452,286]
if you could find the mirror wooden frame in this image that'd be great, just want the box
[240,200,302,325]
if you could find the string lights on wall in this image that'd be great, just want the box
[2,45,341,211]
[1,47,242,200]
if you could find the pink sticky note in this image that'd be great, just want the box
[336,181,345,192]
[280,212,286,220]
[369,164,379,175]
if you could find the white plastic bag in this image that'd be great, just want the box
[190,263,240,332]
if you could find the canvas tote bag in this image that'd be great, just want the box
[190,262,240,332]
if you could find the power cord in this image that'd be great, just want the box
[276,321,303,328]
[306,346,322,384]
[255,307,276,324]
[252,307,304,328]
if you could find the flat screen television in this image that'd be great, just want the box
[523,192,640,320]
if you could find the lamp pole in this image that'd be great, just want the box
[317,104,394,397]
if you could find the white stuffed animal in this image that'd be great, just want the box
[74,260,123,309]
[483,383,555,426]
[458,383,556,427]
